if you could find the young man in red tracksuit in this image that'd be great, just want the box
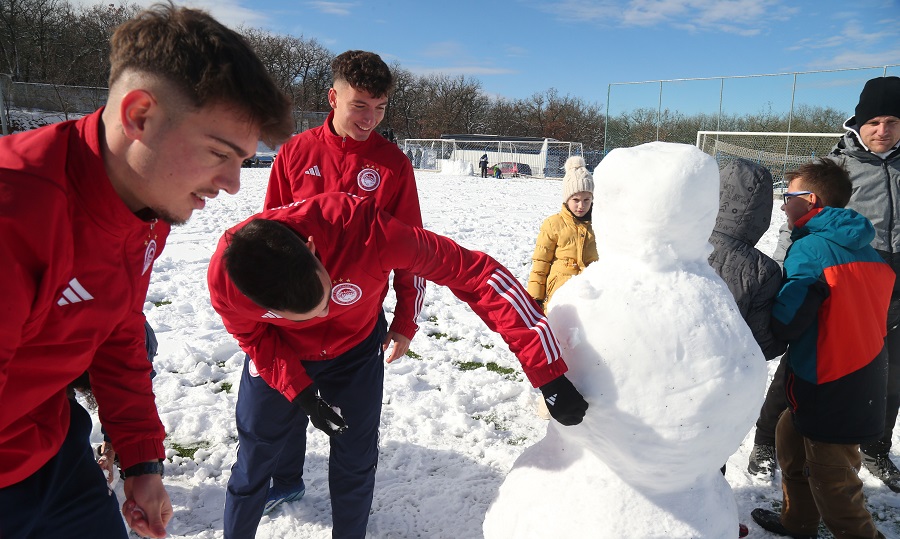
[0,6,292,539]
[209,192,588,539]
[258,50,426,518]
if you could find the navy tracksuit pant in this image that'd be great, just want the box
[224,315,386,539]
[0,400,127,539]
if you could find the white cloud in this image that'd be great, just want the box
[538,0,796,35]
[305,1,357,16]
[412,66,518,76]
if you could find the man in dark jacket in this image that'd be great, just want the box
[752,76,900,490]
[479,153,489,178]
[751,159,893,539]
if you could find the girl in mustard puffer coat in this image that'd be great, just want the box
[527,156,598,306]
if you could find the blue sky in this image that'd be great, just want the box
[106,0,900,117]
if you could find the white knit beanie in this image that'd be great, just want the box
[562,156,594,203]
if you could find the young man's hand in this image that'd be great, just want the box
[383,331,411,363]
[122,473,172,538]
[539,375,589,425]
[297,385,348,436]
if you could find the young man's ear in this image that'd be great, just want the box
[808,192,822,208]
[327,87,338,110]
[119,89,157,141]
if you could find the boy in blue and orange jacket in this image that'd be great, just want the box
[751,159,894,539]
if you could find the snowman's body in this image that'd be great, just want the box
[483,142,767,538]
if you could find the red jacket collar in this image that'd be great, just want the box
[794,207,823,229]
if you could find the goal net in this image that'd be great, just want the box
[696,131,843,185]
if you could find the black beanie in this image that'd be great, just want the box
[855,76,900,126]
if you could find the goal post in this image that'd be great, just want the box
[695,131,843,184]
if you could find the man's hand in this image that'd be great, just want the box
[297,385,348,436]
[122,473,172,538]
[383,331,411,363]
[539,375,589,425]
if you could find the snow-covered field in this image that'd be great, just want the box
[88,167,900,538]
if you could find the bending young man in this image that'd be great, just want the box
[209,192,588,539]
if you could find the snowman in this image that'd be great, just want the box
[483,142,767,538]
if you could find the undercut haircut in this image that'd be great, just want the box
[223,219,325,314]
[332,50,394,98]
[786,159,852,208]
[109,3,294,146]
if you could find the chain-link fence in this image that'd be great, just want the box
[696,131,842,184]
[399,138,583,178]
[604,65,900,159]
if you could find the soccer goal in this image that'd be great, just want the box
[696,131,843,185]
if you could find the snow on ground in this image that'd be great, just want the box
[88,167,900,538]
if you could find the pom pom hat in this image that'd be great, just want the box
[562,155,594,203]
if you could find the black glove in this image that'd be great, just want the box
[539,375,588,426]
[297,385,348,436]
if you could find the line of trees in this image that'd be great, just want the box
[0,0,847,152]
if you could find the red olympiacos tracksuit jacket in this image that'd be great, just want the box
[207,192,567,401]
[264,110,425,341]
[0,110,168,487]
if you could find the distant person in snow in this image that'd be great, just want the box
[243,50,426,533]
[749,76,900,491]
[0,5,292,539]
[208,192,588,539]
[751,159,893,539]
[480,153,489,177]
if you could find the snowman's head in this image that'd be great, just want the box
[593,142,719,268]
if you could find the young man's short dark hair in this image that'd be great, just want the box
[223,219,324,313]
[109,3,293,146]
[331,50,394,98]
[786,158,852,208]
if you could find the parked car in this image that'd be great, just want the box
[492,161,532,177]
[242,141,279,168]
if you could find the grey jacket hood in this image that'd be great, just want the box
[712,159,774,247]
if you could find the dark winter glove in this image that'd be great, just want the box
[539,375,588,426]
[297,385,348,436]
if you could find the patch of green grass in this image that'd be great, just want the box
[152,299,172,307]
[169,441,210,460]
[481,343,494,349]
[428,331,461,342]
[220,382,233,393]
[507,436,528,446]
[485,362,515,376]
[405,350,422,360]
[426,315,438,323]
[456,361,483,371]
[455,361,519,380]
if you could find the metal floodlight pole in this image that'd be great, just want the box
[604,84,611,156]
[656,80,663,141]
[784,73,798,179]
